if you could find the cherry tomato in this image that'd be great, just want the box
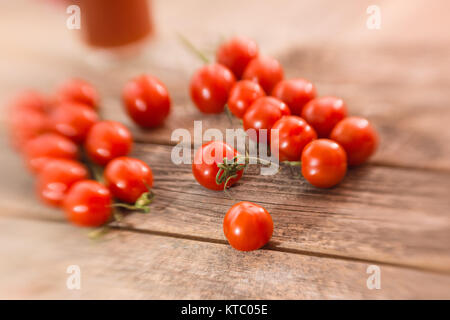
[9,90,48,113]
[190,64,236,114]
[270,116,317,162]
[242,56,284,94]
[243,96,290,142]
[216,36,259,79]
[9,108,48,152]
[271,78,316,116]
[104,157,153,203]
[330,117,379,166]
[301,139,347,188]
[36,159,89,207]
[64,180,112,227]
[301,96,347,138]
[227,80,265,119]
[122,74,171,128]
[49,102,98,143]
[23,133,79,174]
[192,141,243,191]
[85,121,133,166]
[55,78,100,109]
[223,201,273,251]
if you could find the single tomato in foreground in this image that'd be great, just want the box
[104,157,153,203]
[301,96,347,138]
[330,116,378,166]
[122,74,171,128]
[190,64,236,114]
[36,159,89,207]
[49,102,98,143]
[216,36,259,79]
[271,78,316,116]
[23,133,79,174]
[55,78,100,109]
[242,56,284,94]
[243,96,290,143]
[223,201,273,251]
[227,80,265,119]
[192,141,243,191]
[85,121,133,166]
[270,115,317,162]
[64,180,112,227]
[301,139,347,188]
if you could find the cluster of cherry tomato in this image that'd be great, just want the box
[7,36,380,253]
[7,76,172,229]
[189,36,379,251]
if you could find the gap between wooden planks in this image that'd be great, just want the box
[1,137,449,274]
[1,216,450,299]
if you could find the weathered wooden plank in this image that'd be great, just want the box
[1,217,449,299]
[1,137,449,273]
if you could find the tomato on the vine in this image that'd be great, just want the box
[23,133,79,174]
[223,201,273,251]
[192,141,243,191]
[85,121,133,166]
[55,78,100,109]
[49,102,98,143]
[301,139,347,188]
[242,56,284,94]
[190,64,236,114]
[227,80,265,119]
[36,159,89,207]
[104,157,153,203]
[242,96,290,142]
[63,180,112,227]
[122,74,171,128]
[270,115,317,162]
[271,78,316,116]
[216,36,259,79]
[301,96,347,138]
[330,117,378,166]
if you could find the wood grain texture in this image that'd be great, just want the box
[1,217,450,299]
[1,0,450,299]
[1,138,449,273]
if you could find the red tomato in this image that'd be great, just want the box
[330,117,379,166]
[49,102,98,143]
[227,80,265,118]
[190,64,236,114]
[271,78,316,116]
[9,108,48,152]
[243,96,290,143]
[23,133,79,174]
[85,121,133,166]
[36,159,89,207]
[64,180,112,227]
[192,141,243,191]
[301,139,347,188]
[301,96,347,138]
[242,56,284,94]
[9,90,48,113]
[55,78,100,109]
[270,116,317,162]
[122,74,171,128]
[104,157,153,203]
[223,201,273,251]
[216,36,259,79]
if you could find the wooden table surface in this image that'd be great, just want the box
[0,0,449,299]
